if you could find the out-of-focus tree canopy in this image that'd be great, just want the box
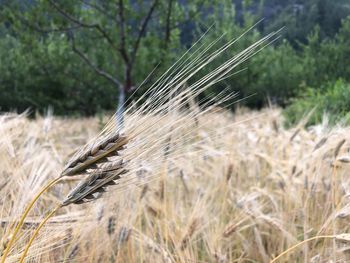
[0,0,349,117]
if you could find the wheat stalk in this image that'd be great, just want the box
[20,157,126,263]
[270,234,350,263]
[2,26,280,262]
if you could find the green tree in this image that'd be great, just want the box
[264,0,350,44]
[2,0,184,119]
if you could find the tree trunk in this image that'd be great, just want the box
[116,85,125,129]
[116,67,132,129]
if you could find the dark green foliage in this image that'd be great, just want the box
[261,0,350,44]
[284,79,350,126]
[0,0,350,120]
[283,17,350,126]
[0,32,116,115]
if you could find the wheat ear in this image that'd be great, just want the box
[62,160,128,206]
[61,133,128,176]
[18,158,128,261]
[2,132,127,262]
[12,27,279,261]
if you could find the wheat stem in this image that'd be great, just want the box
[19,204,61,263]
[1,177,61,263]
[269,235,334,263]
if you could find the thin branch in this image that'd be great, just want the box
[78,0,114,20]
[117,0,130,64]
[0,218,77,228]
[70,33,122,87]
[48,0,118,50]
[164,0,174,46]
[25,21,82,34]
[130,0,158,65]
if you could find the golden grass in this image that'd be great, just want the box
[0,30,282,262]
[1,108,350,262]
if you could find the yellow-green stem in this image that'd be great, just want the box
[1,177,60,263]
[19,204,61,263]
[269,235,335,263]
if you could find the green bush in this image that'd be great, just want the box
[284,79,350,126]
[0,33,118,115]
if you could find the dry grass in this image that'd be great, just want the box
[1,29,348,262]
[0,29,282,262]
[1,107,350,262]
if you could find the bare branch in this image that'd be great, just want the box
[25,21,82,34]
[164,0,174,46]
[70,33,122,87]
[77,0,114,20]
[0,218,77,228]
[130,0,158,65]
[48,0,118,50]
[117,0,130,64]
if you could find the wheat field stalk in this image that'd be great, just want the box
[2,29,350,262]
[2,108,350,262]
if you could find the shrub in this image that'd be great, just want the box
[284,79,350,126]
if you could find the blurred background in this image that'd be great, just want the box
[0,0,350,125]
